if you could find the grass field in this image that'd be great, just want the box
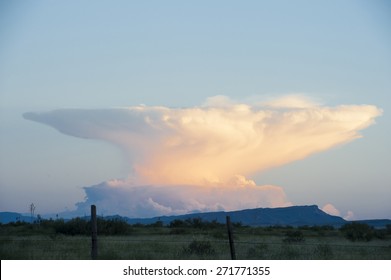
[1,222,390,260]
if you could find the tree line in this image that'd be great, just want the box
[1,217,390,241]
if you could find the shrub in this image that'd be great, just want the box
[313,244,333,259]
[169,219,186,228]
[97,218,131,235]
[340,222,374,242]
[374,229,387,240]
[169,228,188,235]
[283,230,304,243]
[181,240,216,258]
[246,243,269,259]
[386,224,391,234]
[54,217,90,235]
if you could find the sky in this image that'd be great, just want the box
[0,0,390,220]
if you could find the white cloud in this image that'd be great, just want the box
[322,204,355,220]
[23,95,382,186]
[322,203,341,216]
[72,177,291,218]
[24,95,382,217]
[259,94,321,108]
[344,210,355,220]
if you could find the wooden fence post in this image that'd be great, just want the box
[226,216,236,260]
[91,205,98,260]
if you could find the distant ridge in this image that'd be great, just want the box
[124,205,347,227]
[0,212,35,224]
[353,219,391,229]
[2,205,390,228]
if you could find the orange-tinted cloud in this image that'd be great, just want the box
[322,203,341,216]
[24,95,382,185]
[24,95,382,216]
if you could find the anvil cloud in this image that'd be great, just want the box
[24,95,382,217]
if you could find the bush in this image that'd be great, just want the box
[386,224,391,234]
[169,228,189,235]
[54,218,90,235]
[169,219,186,228]
[246,243,269,259]
[283,230,304,243]
[181,240,216,258]
[169,218,225,230]
[313,244,333,259]
[374,229,387,240]
[97,218,131,235]
[340,222,374,242]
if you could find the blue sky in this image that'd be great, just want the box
[0,0,390,219]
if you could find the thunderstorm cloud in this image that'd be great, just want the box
[24,95,382,217]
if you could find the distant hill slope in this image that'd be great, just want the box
[353,219,391,229]
[0,212,35,224]
[125,205,347,227]
[2,205,390,228]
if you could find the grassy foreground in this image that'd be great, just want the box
[1,219,390,260]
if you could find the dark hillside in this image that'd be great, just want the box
[126,205,347,227]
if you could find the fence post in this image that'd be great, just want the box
[91,204,98,260]
[226,216,236,260]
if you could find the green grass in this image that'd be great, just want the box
[1,224,390,260]
[0,235,90,259]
